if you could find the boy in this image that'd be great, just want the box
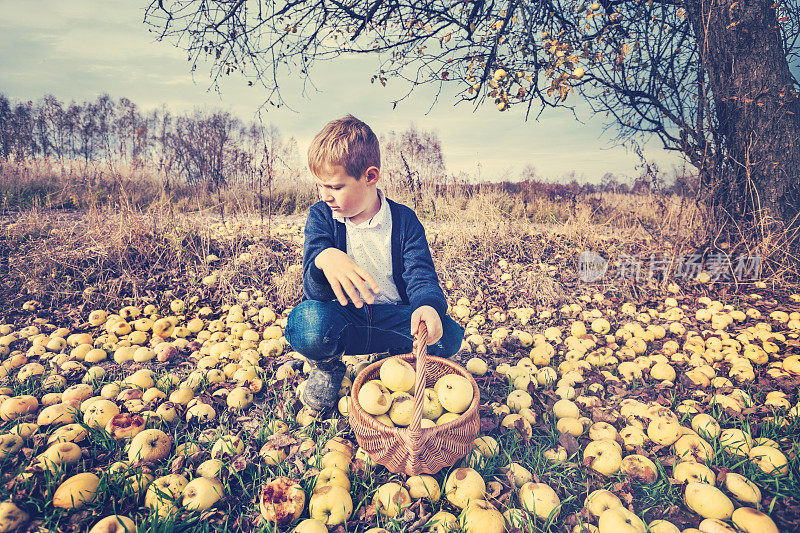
[285,115,465,414]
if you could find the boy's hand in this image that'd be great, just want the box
[314,248,381,308]
[411,306,443,345]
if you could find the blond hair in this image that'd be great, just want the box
[308,115,380,179]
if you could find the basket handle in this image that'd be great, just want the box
[409,322,429,432]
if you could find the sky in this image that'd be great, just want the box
[0,0,688,183]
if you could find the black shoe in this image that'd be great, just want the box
[302,359,346,414]
[367,351,392,364]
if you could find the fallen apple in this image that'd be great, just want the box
[684,482,733,520]
[373,482,411,517]
[518,482,560,520]
[460,499,505,533]
[444,467,486,509]
[182,476,224,510]
[53,472,101,509]
[309,485,352,525]
[87,515,136,533]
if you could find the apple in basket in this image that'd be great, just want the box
[434,374,473,414]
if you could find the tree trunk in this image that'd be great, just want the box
[684,0,800,237]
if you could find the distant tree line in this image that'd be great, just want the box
[0,93,304,196]
[0,93,696,206]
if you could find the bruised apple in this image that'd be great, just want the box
[259,477,306,525]
[444,467,485,509]
[723,472,761,504]
[620,454,658,484]
[373,482,412,517]
[358,381,392,416]
[105,413,145,440]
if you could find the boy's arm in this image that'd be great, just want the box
[302,203,337,302]
[401,212,448,322]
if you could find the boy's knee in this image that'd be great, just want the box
[286,301,341,361]
[430,317,465,358]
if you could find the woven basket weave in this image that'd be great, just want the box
[349,324,480,475]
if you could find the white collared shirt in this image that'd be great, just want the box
[332,189,401,304]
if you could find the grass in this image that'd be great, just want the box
[0,180,799,531]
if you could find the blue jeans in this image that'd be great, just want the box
[285,300,465,362]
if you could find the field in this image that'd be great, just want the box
[0,187,798,533]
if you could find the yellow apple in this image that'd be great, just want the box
[0,501,29,532]
[748,445,788,476]
[292,519,328,533]
[309,485,353,525]
[583,439,622,475]
[182,477,224,510]
[427,511,458,533]
[388,393,414,426]
[730,507,779,533]
[127,429,172,463]
[196,459,224,478]
[87,515,136,533]
[435,374,473,414]
[422,388,443,420]
[597,507,646,533]
[380,358,416,392]
[553,399,580,419]
[619,426,646,451]
[674,434,714,463]
[53,472,100,509]
[507,463,533,488]
[519,482,560,519]
[719,428,752,458]
[584,489,622,518]
[314,466,350,493]
[406,475,441,501]
[647,418,682,446]
[673,461,716,485]
[444,467,486,509]
[357,380,392,416]
[684,482,733,520]
[723,472,761,504]
[691,413,720,439]
[373,482,412,517]
[460,499,504,533]
[145,474,188,516]
[647,520,680,533]
[620,454,658,484]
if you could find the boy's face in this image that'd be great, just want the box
[314,164,380,223]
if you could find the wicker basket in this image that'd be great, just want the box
[349,324,480,475]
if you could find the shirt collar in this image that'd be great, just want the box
[334,189,389,228]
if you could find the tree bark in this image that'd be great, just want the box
[684,0,800,236]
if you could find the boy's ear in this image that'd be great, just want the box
[363,166,380,185]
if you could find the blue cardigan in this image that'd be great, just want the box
[302,198,448,321]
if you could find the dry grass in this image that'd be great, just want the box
[1,157,798,323]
